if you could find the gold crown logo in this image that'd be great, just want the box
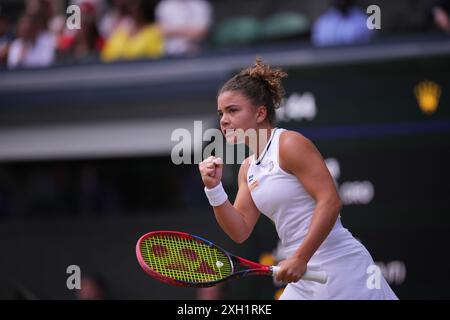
[415,80,441,115]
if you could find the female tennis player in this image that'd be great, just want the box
[198,58,398,300]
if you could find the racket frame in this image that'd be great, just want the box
[136,230,272,288]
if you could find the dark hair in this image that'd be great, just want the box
[218,58,287,125]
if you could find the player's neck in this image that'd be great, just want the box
[253,125,275,160]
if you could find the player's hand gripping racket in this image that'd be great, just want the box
[136,231,328,287]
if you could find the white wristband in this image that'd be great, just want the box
[204,182,228,207]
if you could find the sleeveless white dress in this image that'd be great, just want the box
[247,128,398,300]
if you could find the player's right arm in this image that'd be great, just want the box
[198,156,260,243]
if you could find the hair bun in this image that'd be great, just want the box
[239,57,287,108]
[219,57,288,125]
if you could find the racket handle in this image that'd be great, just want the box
[271,266,328,284]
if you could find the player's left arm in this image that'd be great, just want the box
[276,131,342,283]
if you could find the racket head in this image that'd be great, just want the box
[136,231,235,287]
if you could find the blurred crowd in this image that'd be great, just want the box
[0,0,213,68]
[0,0,448,70]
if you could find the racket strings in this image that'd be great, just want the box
[140,235,232,283]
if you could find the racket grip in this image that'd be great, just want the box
[271,266,328,284]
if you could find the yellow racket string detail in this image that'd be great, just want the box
[140,234,232,283]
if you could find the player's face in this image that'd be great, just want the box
[217,90,260,144]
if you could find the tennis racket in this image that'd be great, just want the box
[136,230,328,287]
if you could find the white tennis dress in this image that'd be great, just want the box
[247,128,398,300]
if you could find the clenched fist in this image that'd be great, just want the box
[198,156,223,189]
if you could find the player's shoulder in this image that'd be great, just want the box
[279,130,317,166]
[279,130,312,150]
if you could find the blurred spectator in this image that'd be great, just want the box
[101,0,164,62]
[0,14,13,66]
[56,1,105,64]
[311,0,373,47]
[155,0,212,57]
[7,13,56,69]
[99,0,133,38]
[25,0,55,30]
[75,274,108,300]
[432,0,450,34]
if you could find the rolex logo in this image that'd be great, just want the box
[414,80,441,115]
